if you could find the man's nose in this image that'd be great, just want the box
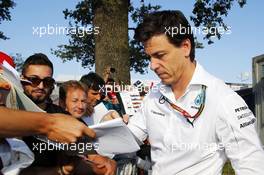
[96,94,101,101]
[78,102,85,109]
[37,81,44,89]
[150,58,159,71]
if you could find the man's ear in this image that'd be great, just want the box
[181,39,191,58]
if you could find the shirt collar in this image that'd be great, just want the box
[188,61,210,87]
[157,62,210,101]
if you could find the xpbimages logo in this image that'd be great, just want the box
[32,140,99,154]
[164,24,231,37]
[99,82,167,94]
[32,24,100,37]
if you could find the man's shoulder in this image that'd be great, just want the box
[45,103,68,114]
[208,76,236,98]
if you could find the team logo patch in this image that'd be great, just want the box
[194,93,203,106]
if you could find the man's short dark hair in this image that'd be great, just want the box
[134,10,195,61]
[80,72,105,91]
[22,53,54,75]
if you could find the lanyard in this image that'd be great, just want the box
[162,85,206,126]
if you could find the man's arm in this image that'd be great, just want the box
[127,104,148,143]
[216,93,264,174]
[0,107,96,143]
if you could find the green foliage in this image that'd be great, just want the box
[129,1,161,23]
[11,53,24,73]
[52,0,246,74]
[128,1,161,74]
[51,0,95,70]
[129,39,149,74]
[191,0,246,44]
[0,0,15,40]
[52,0,161,74]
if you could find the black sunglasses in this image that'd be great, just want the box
[22,75,55,88]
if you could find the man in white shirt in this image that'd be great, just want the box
[128,10,264,175]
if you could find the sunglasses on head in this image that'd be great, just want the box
[22,75,55,88]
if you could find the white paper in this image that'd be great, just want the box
[82,102,109,126]
[2,138,34,175]
[119,90,143,116]
[2,60,23,90]
[90,118,140,155]
[92,102,109,123]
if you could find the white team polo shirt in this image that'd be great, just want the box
[128,63,264,175]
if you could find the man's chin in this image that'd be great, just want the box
[30,97,46,104]
[73,114,83,118]
[160,79,171,85]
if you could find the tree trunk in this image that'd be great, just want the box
[94,0,130,85]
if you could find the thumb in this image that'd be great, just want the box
[111,111,120,119]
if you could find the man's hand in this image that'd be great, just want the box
[122,114,129,124]
[45,113,96,143]
[85,154,117,175]
[0,81,11,90]
[101,110,120,122]
[0,80,11,106]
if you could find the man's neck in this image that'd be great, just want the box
[171,61,196,100]
[37,102,47,110]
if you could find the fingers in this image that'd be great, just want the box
[61,164,75,175]
[83,126,96,139]
[95,162,111,175]
[104,159,116,175]
[84,155,116,175]
[46,114,96,143]
[0,82,11,90]
[65,135,78,143]
[101,110,120,122]
[110,111,120,119]
[96,164,105,168]
[46,131,76,144]
[122,114,129,124]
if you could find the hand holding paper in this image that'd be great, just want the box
[90,118,140,155]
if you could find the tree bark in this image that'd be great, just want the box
[94,0,130,84]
